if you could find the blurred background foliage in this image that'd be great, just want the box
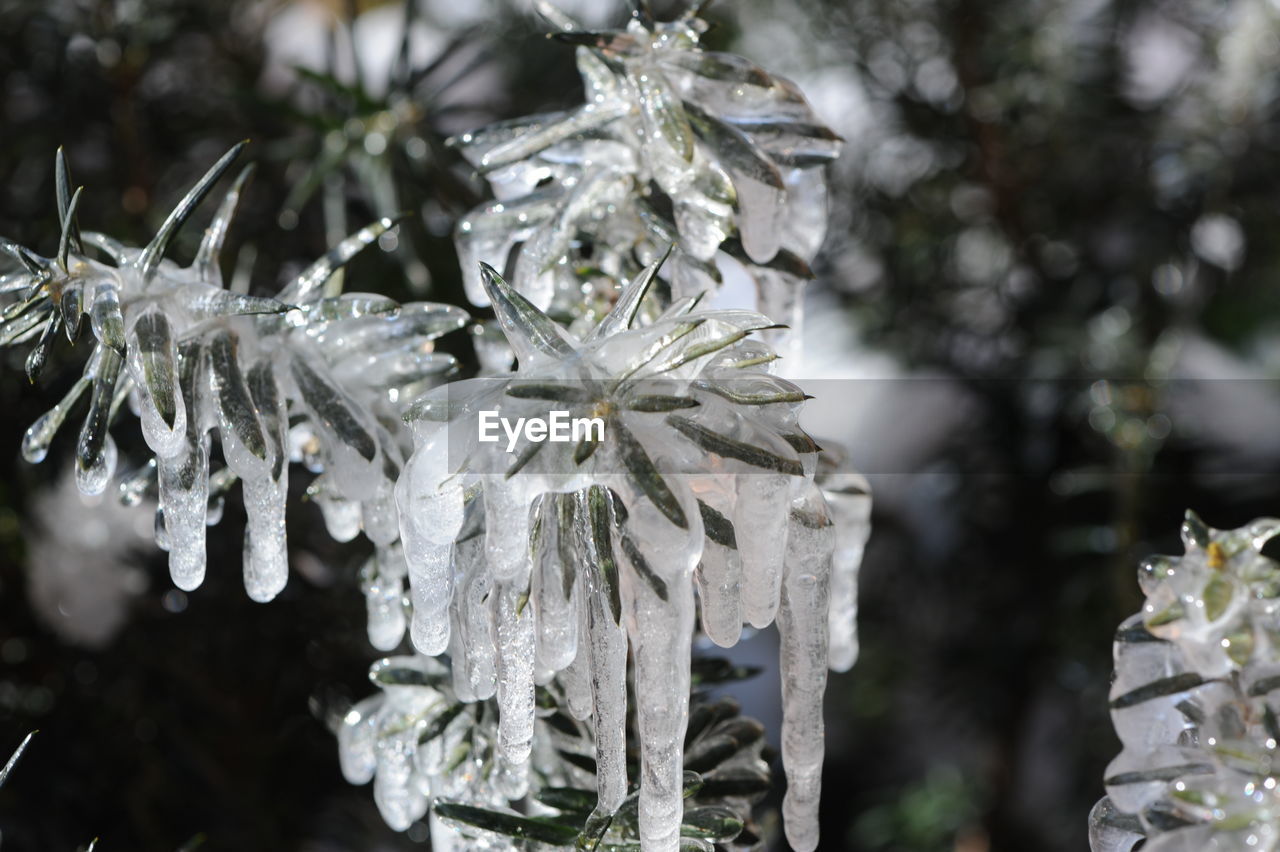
[2,0,1280,849]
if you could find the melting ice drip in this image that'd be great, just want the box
[0,145,468,607]
[393,260,869,851]
[1090,512,1280,851]
[451,1,842,352]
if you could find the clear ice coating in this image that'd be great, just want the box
[451,2,842,344]
[0,145,468,612]
[395,261,870,849]
[1090,511,1280,851]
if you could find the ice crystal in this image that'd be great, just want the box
[395,261,856,850]
[0,146,467,610]
[1090,511,1280,851]
[451,2,841,347]
[819,461,873,674]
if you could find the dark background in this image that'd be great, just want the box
[2,0,1280,849]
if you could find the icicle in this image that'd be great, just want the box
[397,441,464,655]
[492,580,535,766]
[630,569,695,852]
[559,646,594,722]
[732,175,785,264]
[406,541,453,655]
[734,472,792,628]
[750,267,805,362]
[159,341,210,591]
[694,539,743,648]
[241,471,288,602]
[532,494,578,672]
[458,535,498,701]
[446,605,476,703]
[559,580,595,721]
[159,434,211,591]
[76,345,123,495]
[586,551,629,812]
[495,750,530,802]
[206,332,283,600]
[242,358,290,602]
[779,168,831,261]
[208,329,270,479]
[483,477,533,585]
[610,483,702,852]
[364,546,408,651]
[776,486,834,852]
[825,473,871,673]
[126,309,186,460]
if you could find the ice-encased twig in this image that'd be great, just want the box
[0,146,467,614]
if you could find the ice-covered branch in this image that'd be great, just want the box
[0,146,468,607]
[1091,511,1280,851]
[452,2,842,352]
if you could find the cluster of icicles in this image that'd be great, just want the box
[1090,512,1280,852]
[0,143,467,609]
[0,4,868,849]
[388,259,870,851]
[453,1,842,351]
